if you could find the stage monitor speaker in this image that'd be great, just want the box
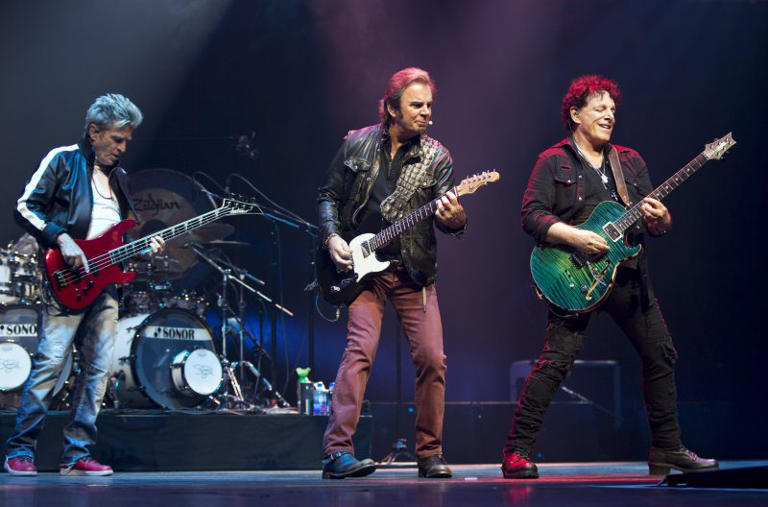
[660,465,768,489]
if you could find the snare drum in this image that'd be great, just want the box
[158,289,208,318]
[121,289,158,315]
[0,305,72,406]
[110,308,221,409]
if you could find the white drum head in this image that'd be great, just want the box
[182,349,222,396]
[0,342,32,391]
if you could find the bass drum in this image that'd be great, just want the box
[0,305,72,408]
[110,308,221,409]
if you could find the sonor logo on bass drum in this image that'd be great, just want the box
[0,323,37,337]
[143,326,208,341]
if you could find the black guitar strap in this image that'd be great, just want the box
[607,146,631,206]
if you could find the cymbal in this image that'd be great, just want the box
[174,223,235,244]
[130,170,230,274]
[204,240,251,247]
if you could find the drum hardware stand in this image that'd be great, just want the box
[230,360,289,407]
[188,243,290,408]
[107,371,126,409]
[219,173,317,395]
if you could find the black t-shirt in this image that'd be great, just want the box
[356,137,417,261]
[572,154,621,225]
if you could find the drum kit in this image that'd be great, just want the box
[0,169,288,412]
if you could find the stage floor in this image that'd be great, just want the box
[1,461,767,506]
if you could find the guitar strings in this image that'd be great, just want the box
[56,210,225,284]
[370,180,465,250]
[54,206,230,285]
[63,209,225,278]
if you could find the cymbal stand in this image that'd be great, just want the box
[189,243,291,407]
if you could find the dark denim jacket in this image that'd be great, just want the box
[317,124,465,286]
[521,137,661,244]
[521,138,665,308]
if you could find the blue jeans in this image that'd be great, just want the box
[5,286,118,465]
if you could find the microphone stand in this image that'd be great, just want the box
[207,182,319,401]
[253,203,320,380]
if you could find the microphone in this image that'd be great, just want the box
[428,120,434,126]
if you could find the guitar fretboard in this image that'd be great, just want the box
[366,190,453,252]
[613,153,708,234]
[104,205,232,266]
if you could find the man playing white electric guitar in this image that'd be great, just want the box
[317,67,466,480]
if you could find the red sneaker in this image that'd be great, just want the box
[60,457,113,476]
[4,455,38,476]
[501,451,539,479]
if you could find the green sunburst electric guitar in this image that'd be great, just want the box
[530,132,736,313]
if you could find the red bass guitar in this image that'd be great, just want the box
[45,196,258,310]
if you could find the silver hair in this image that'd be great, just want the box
[84,93,143,131]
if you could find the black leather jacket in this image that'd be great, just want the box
[15,136,137,249]
[318,124,465,286]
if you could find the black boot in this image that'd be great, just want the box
[648,446,718,475]
[418,454,452,478]
[322,451,376,479]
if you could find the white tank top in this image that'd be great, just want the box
[86,176,121,239]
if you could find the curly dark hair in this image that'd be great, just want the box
[561,75,621,131]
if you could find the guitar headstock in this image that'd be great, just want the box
[223,194,261,215]
[455,170,500,197]
[703,132,736,160]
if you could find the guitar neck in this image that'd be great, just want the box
[613,153,708,234]
[367,187,456,251]
[106,205,232,264]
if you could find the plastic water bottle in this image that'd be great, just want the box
[313,381,328,415]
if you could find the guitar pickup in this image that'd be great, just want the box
[571,251,587,268]
[602,222,622,242]
[53,271,67,289]
[361,241,371,258]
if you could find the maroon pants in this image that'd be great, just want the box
[322,268,447,458]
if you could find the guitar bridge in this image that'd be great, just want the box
[585,263,610,301]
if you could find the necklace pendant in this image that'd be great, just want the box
[601,174,608,185]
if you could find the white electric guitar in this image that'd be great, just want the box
[316,170,500,305]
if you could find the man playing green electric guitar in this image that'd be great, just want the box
[501,75,725,479]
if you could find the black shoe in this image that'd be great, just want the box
[648,446,719,475]
[501,450,539,479]
[322,451,376,479]
[418,454,452,478]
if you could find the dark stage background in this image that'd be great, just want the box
[1,0,766,459]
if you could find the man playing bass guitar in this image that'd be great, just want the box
[317,67,466,479]
[5,93,164,476]
[502,75,717,479]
